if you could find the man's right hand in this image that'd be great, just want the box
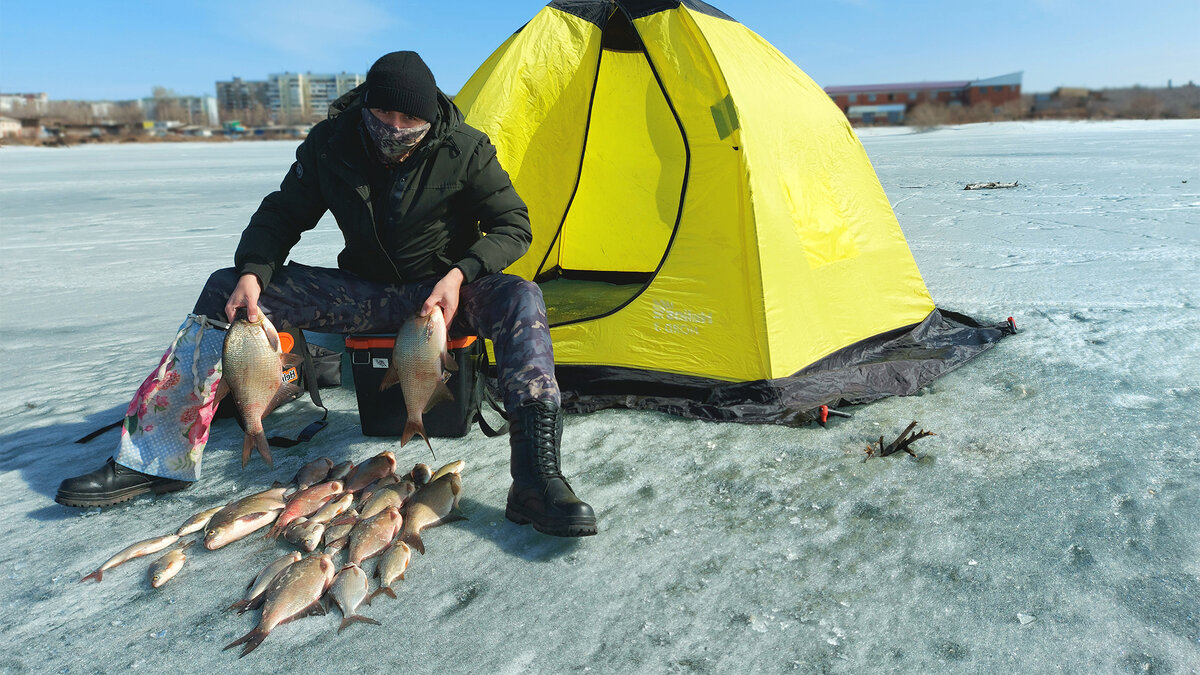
[225,273,262,323]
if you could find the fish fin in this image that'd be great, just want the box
[263,382,301,418]
[281,352,305,367]
[398,532,425,555]
[224,627,266,657]
[305,602,327,618]
[213,379,229,405]
[424,381,454,413]
[80,569,102,583]
[379,367,400,391]
[241,433,253,468]
[441,349,459,372]
[240,594,266,614]
[227,599,249,612]
[338,615,381,633]
[261,317,281,350]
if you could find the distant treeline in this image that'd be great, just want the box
[905,84,1200,129]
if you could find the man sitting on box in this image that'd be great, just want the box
[56,51,597,538]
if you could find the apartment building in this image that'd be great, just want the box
[265,72,364,125]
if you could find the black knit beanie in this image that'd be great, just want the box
[364,51,439,123]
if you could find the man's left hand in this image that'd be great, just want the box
[421,267,465,328]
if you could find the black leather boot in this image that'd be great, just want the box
[505,399,597,537]
[56,457,191,507]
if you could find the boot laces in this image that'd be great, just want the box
[529,413,565,481]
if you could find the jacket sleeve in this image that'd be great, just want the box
[234,136,328,289]
[451,135,532,283]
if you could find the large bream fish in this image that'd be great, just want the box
[380,307,456,450]
[224,553,336,657]
[218,316,300,468]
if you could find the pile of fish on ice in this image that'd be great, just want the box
[81,452,468,657]
[79,300,475,656]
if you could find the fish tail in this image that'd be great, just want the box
[224,627,267,657]
[400,420,428,450]
[338,614,381,634]
[80,569,102,583]
[398,531,425,555]
[254,431,273,467]
[241,433,254,467]
[226,599,249,612]
[369,586,397,602]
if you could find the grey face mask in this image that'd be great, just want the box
[362,108,431,165]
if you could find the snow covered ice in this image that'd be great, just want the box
[1,120,1198,672]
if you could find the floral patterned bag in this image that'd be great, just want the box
[113,315,225,481]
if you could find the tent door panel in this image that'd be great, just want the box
[558,49,685,276]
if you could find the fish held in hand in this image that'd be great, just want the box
[81,533,180,583]
[380,308,456,451]
[218,316,301,468]
[148,541,195,588]
[228,551,302,613]
[399,472,464,555]
[371,541,411,601]
[329,564,380,633]
[224,553,336,658]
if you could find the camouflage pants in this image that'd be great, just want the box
[194,262,560,412]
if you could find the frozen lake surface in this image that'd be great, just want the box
[1,120,1197,673]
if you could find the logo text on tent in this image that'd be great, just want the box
[651,300,713,336]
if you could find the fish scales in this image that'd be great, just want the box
[81,533,180,583]
[399,472,464,555]
[224,554,335,657]
[380,308,455,450]
[221,316,299,468]
[329,564,380,633]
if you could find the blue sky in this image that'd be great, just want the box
[1,0,1197,100]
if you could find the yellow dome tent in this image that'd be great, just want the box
[456,0,1013,424]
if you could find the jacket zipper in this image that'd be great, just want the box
[357,183,405,282]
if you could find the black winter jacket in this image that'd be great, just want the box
[234,86,531,289]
